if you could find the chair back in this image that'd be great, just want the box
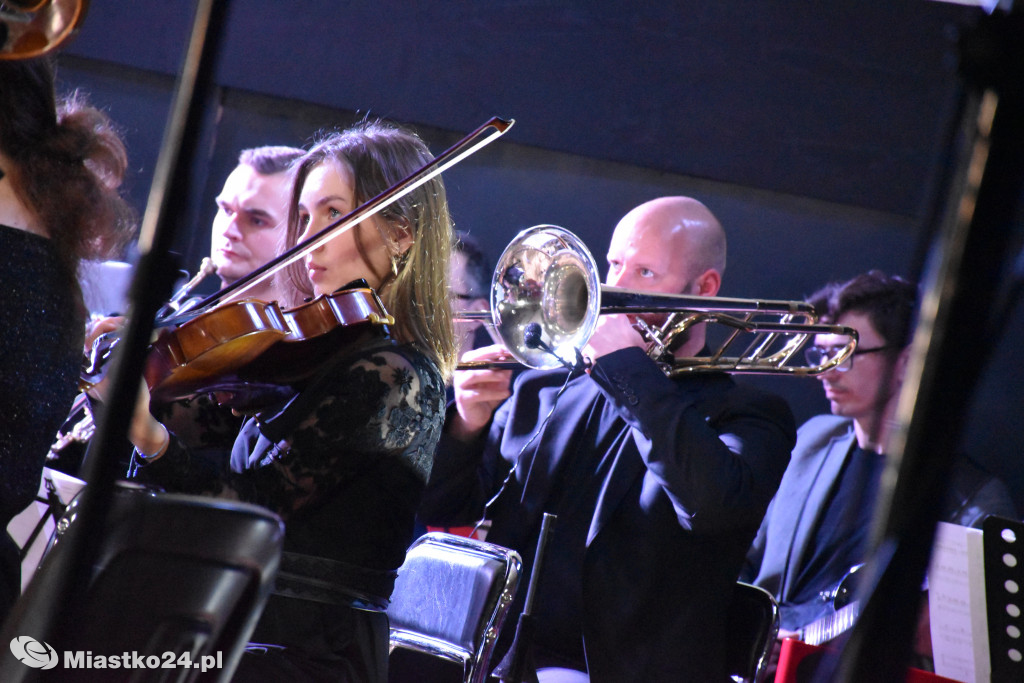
[726,582,780,683]
[388,532,522,683]
[1,484,284,681]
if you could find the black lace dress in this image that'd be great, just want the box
[0,224,83,619]
[134,337,446,682]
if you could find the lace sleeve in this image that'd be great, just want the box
[151,395,243,451]
[138,344,446,519]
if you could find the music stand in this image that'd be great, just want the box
[983,515,1024,681]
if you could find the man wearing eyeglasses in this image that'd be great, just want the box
[450,230,496,360]
[743,270,1016,650]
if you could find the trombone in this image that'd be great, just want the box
[456,225,857,376]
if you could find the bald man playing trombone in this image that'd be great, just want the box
[419,196,796,682]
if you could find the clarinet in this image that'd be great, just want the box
[155,257,218,320]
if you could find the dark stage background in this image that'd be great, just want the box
[48,1,1024,510]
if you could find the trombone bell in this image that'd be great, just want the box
[490,225,601,369]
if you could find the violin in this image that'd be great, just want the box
[79,275,395,411]
[0,0,88,60]
[144,284,395,409]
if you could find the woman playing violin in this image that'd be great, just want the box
[0,58,135,621]
[121,119,457,682]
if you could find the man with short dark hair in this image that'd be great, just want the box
[155,145,304,450]
[744,270,1017,640]
[450,230,494,359]
[210,145,303,301]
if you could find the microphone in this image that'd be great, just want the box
[523,323,587,373]
[523,323,544,350]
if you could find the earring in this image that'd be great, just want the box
[391,248,410,276]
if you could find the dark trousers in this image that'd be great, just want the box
[233,597,389,682]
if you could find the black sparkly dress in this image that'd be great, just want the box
[0,224,83,618]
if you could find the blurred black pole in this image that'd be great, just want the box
[0,0,230,676]
[494,513,557,683]
[823,6,1024,682]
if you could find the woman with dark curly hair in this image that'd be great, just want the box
[0,57,136,619]
[118,119,457,681]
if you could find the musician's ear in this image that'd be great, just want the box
[694,268,721,297]
[893,346,911,387]
[392,217,414,254]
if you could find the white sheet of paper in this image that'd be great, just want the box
[928,521,990,683]
[7,468,86,590]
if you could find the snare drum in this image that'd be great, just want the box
[6,467,85,589]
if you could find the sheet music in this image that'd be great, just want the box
[928,521,990,683]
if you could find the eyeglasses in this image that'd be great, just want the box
[804,344,900,373]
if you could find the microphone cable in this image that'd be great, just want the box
[470,323,587,537]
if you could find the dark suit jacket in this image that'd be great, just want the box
[744,414,1018,631]
[420,347,795,682]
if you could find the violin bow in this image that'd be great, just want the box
[158,115,515,328]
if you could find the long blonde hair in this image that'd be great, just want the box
[282,120,457,378]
